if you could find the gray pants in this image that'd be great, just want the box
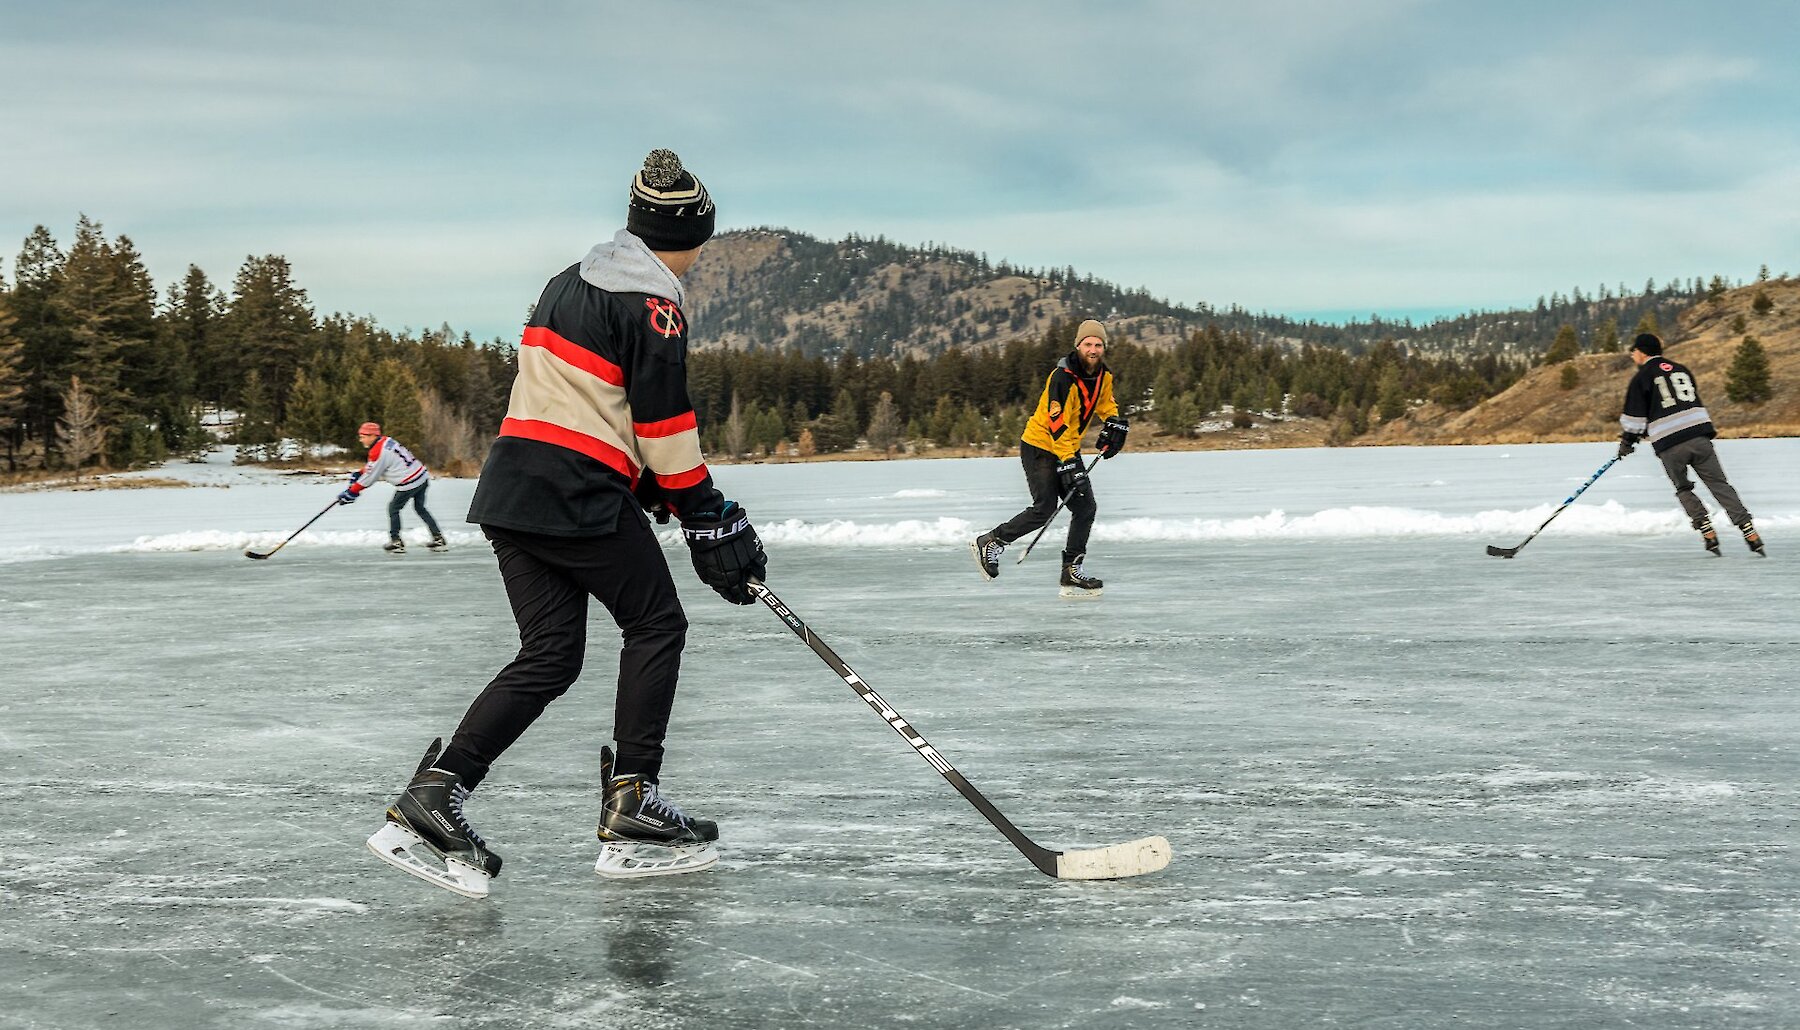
[1657,436,1750,528]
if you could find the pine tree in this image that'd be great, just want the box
[221,255,315,421]
[1752,289,1774,315]
[724,392,748,457]
[1542,324,1580,364]
[1558,364,1579,391]
[1724,336,1772,403]
[57,375,105,478]
[233,369,278,463]
[367,358,423,447]
[1633,312,1659,338]
[1593,318,1620,353]
[865,390,902,452]
[1375,367,1406,421]
[0,295,26,470]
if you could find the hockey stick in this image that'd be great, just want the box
[1485,454,1620,559]
[748,580,1171,880]
[244,498,340,560]
[1015,454,1103,564]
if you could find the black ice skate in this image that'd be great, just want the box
[971,532,1005,580]
[1695,517,1721,557]
[594,745,720,879]
[383,538,406,554]
[1059,552,1104,600]
[1737,518,1765,556]
[427,534,449,552]
[365,738,502,898]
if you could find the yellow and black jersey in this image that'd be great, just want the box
[1020,352,1118,461]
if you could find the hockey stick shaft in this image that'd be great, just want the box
[1486,454,1619,558]
[748,581,1065,875]
[245,499,339,560]
[1016,454,1103,564]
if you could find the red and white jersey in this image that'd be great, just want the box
[348,436,429,495]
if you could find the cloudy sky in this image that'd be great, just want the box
[3,1,1796,341]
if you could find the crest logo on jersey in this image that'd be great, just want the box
[645,298,685,339]
[1658,361,1674,371]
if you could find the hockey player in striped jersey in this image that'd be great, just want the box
[336,421,444,553]
[367,150,762,896]
[1617,332,1762,556]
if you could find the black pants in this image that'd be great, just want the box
[440,509,688,788]
[992,442,1096,563]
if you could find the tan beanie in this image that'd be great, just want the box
[1075,318,1108,346]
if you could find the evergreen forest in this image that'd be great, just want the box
[0,217,1723,473]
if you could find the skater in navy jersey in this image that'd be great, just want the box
[1617,332,1762,556]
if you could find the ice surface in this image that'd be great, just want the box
[2,440,1797,1028]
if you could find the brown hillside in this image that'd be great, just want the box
[683,231,1196,354]
[1365,279,1800,446]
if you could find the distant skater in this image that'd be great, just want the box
[365,149,765,898]
[970,318,1129,597]
[1617,333,1762,556]
[337,421,445,553]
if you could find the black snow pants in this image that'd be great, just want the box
[440,507,688,788]
[992,441,1096,564]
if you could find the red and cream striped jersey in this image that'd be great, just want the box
[468,231,724,536]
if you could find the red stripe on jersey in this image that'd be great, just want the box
[522,326,625,386]
[499,418,639,480]
[654,465,710,490]
[634,411,698,439]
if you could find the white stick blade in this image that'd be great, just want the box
[1054,835,1172,880]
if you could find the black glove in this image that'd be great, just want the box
[1056,457,1090,495]
[1617,432,1638,459]
[681,502,766,605]
[632,469,671,525]
[1096,416,1130,459]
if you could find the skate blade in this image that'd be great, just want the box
[1058,586,1103,600]
[594,840,720,879]
[366,821,491,899]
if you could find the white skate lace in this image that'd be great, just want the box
[641,783,692,826]
[448,783,488,847]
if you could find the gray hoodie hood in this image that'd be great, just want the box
[578,229,685,307]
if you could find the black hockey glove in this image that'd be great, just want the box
[632,469,671,525]
[1096,416,1130,459]
[1056,457,1090,496]
[681,502,766,605]
[1616,432,1639,459]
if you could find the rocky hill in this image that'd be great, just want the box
[682,228,1702,363]
[1365,279,1800,446]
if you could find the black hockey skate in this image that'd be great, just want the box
[427,534,449,552]
[383,538,406,554]
[970,532,1005,580]
[1696,517,1721,557]
[594,745,719,879]
[365,738,501,898]
[1059,552,1103,599]
[1737,518,1765,556]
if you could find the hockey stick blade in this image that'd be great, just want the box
[1056,835,1173,880]
[750,580,1172,880]
[1485,545,1518,559]
[244,549,272,560]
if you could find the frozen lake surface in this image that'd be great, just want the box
[3,441,1797,1028]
